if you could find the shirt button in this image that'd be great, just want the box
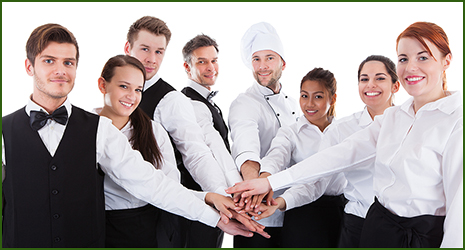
[285,96,288,98]
[277,113,280,116]
[53,214,60,219]
[266,97,269,100]
[292,112,295,115]
[54,237,61,242]
[51,190,59,195]
[51,165,57,171]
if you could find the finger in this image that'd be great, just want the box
[220,213,229,224]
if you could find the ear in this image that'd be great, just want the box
[25,59,34,76]
[330,93,337,105]
[442,53,452,71]
[281,59,286,71]
[98,77,107,94]
[124,41,131,55]
[392,81,400,94]
[183,62,191,74]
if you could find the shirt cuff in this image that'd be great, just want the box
[199,205,221,228]
[235,152,261,172]
[268,170,294,191]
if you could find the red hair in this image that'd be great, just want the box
[396,22,451,90]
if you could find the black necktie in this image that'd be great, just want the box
[207,90,218,102]
[30,106,68,131]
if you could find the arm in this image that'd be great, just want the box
[260,126,295,175]
[151,121,180,182]
[226,117,381,198]
[156,92,229,195]
[190,101,242,186]
[440,123,463,248]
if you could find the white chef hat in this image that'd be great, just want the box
[240,22,285,70]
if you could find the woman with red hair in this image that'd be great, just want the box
[226,21,462,248]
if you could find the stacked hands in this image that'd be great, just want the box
[207,175,278,239]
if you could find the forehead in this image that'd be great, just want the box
[252,49,280,58]
[361,61,387,74]
[397,37,439,56]
[133,29,166,47]
[192,46,218,58]
[39,41,77,59]
[301,80,326,92]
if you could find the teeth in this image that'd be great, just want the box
[307,110,317,113]
[120,101,133,107]
[407,77,423,81]
[366,92,381,96]
[259,72,271,76]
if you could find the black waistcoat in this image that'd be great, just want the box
[139,79,202,191]
[181,86,231,152]
[2,106,104,247]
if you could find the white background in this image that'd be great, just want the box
[2,2,463,248]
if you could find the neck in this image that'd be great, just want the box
[413,87,447,113]
[366,102,392,120]
[311,117,331,132]
[31,93,66,114]
[99,107,130,130]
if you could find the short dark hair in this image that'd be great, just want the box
[127,16,172,48]
[182,34,219,65]
[26,23,79,66]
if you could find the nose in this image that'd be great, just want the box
[405,60,418,73]
[146,52,157,64]
[259,61,268,70]
[54,63,67,76]
[367,78,377,88]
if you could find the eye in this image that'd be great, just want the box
[315,95,323,99]
[300,94,308,98]
[267,56,274,61]
[376,77,386,81]
[198,60,205,64]
[119,85,128,89]
[398,58,407,63]
[252,58,259,62]
[64,61,74,66]
[136,88,143,93]
[142,48,149,52]
[212,59,218,64]
[419,56,428,61]
[44,59,53,64]
[156,50,163,55]
[360,78,369,82]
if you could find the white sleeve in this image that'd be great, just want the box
[260,126,294,175]
[268,115,381,191]
[154,92,229,195]
[228,96,262,169]
[96,116,220,227]
[151,121,180,182]
[191,100,242,187]
[441,122,463,248]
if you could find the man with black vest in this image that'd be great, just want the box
[123,17,251,247]
[2,23,265,248]
[180,35,244,247]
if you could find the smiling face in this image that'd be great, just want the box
[26,42,77,106]
[125,29,166,80]
[300,80,333,131]
[184,46,219,90]
[98,65,144,122]
[397,37,451,104]
[251,50,285,93]
[358,61,399,116]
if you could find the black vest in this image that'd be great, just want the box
[139,79,202,191]
[181,86,230,152]
[2,106,105,247]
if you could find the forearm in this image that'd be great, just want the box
[240,160,261,181]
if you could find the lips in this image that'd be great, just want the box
[365,91,381,97]
[258,71,271,77]
[145,66,156,73]
[405,76,425,85]
[120,101,133,108]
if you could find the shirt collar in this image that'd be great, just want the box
[26,95,72,118]
[400,91,462,116]
[359,107,374,127]
[296,115,334,134]
[253,80,282,96]
[144,73,161,92]
[187,79,214,99]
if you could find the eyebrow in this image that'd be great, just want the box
[360,73,388,77]
[398,50,428,57]
[39,55,76,62]
[140,44,165,50]
[195,56,218,60]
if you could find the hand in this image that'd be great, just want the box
[205,192,236,219]
[217,218,254,237]
[247,197,285,221]
[225,178,272,200]
[247,173,273,212]
[229,210,270,239]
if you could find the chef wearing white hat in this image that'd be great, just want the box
[228,22,300,247]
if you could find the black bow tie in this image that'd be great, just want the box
[30,106,68,131]
[207,91,218,102]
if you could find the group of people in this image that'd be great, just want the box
[1,15,462,249]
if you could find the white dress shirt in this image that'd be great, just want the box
[260,116,346,211]
[144,75,229,195]
[268,92,463,247]
[2,98,220,228]
[319,108,374,218]
[93,108,201,210]
[186,80,243,187]
[229,81,300,227]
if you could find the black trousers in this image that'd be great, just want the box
[185,219,224,248]
[156,209,188,247]
[360,198,445,247]
[281,194,346,247]
[234,227,282,248]
[105,204,160,247]
[338,212,365,247]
